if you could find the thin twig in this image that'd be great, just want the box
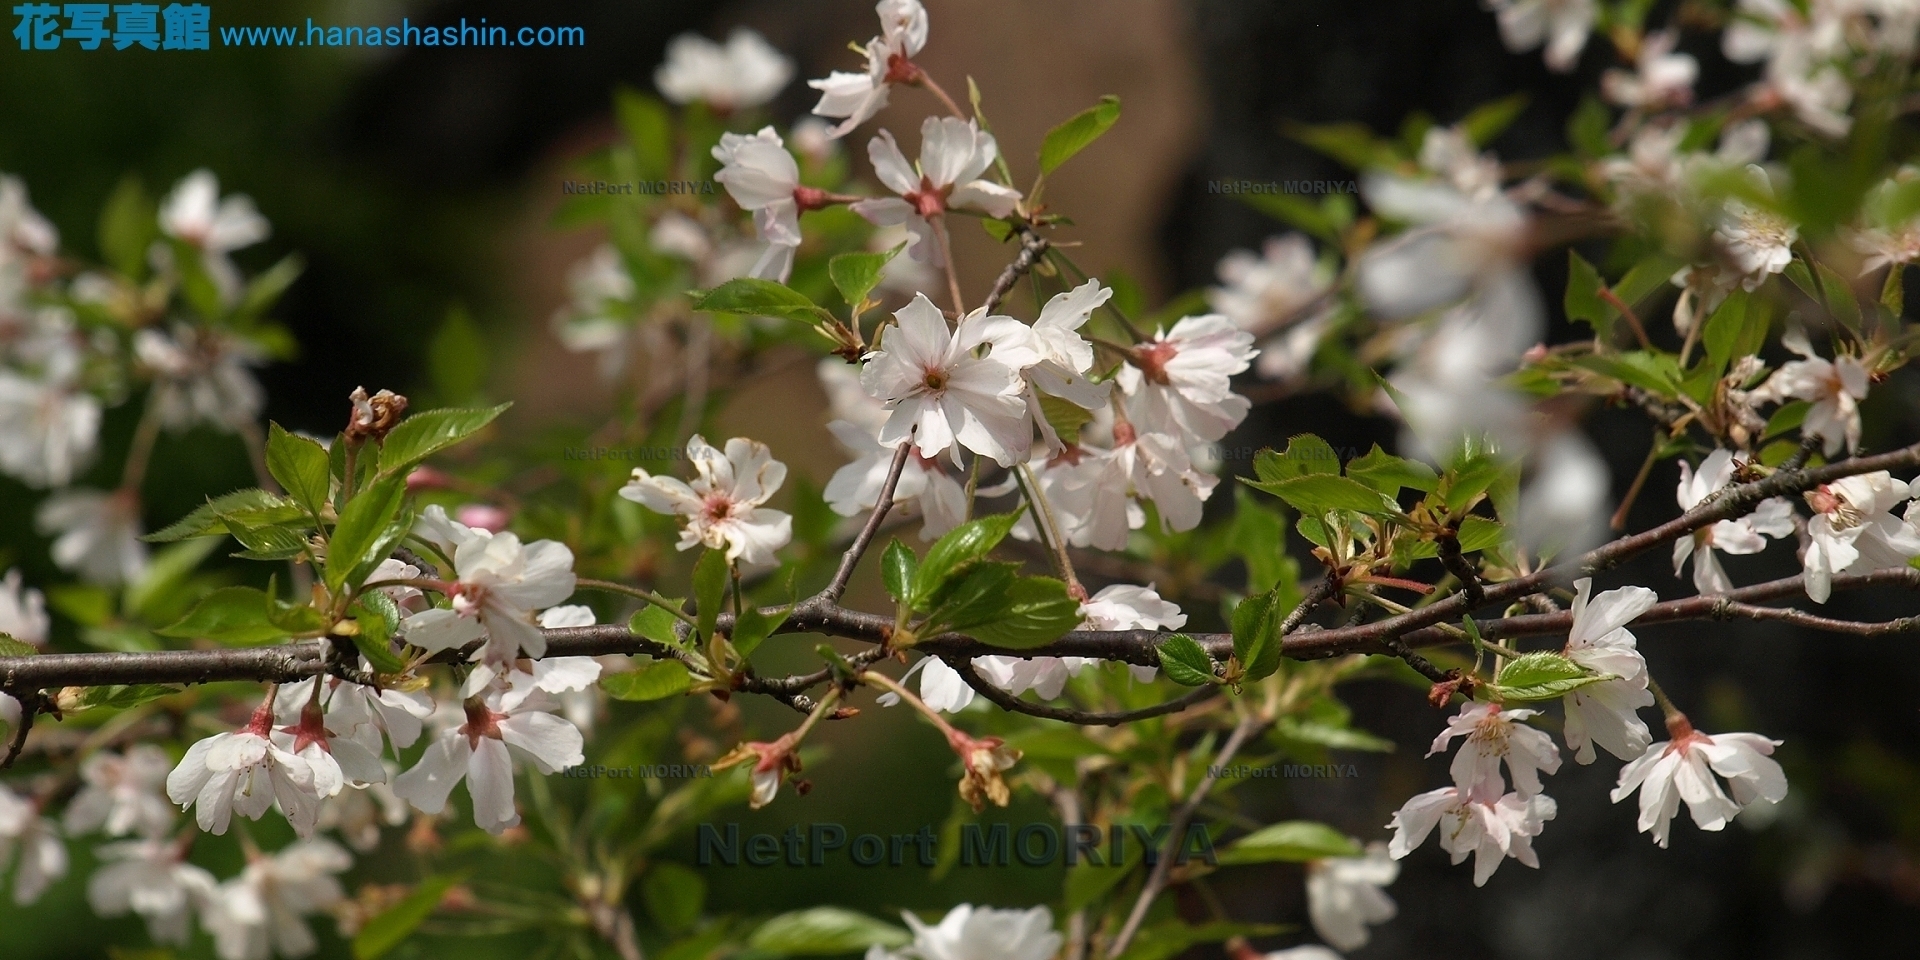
[948,658,1220,725]
[816,441,914,604]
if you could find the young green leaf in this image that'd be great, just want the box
[694,549,729,641]
[1563,249,1608,331]
[98,175,158,279]
[0,635,36,658]
[156,587,290,645]
[1216,820,1363,864]
[144,488,301,542]
[1490,651,1610,701]
[829,243,906,309]
[911,512,1020,608]
[1344,445,1438,494]
[963,576,1084,649]
[732,603,792,660]
[265,423,332,517]
[352,874,463,960]
[349,595,408,675]
[1230,588,1283,684]
[1242,473,1398,517]
[882,538,918,604]
[1459,92,1529,146]
[428,307,489,404]
[325,476,408,592]
[1038,95,1121,175]
[629,603,683,646]
[1155,634,1217,686]
[375,404,511,477]
[642,861,707,935]
[747,907,910,956]
[602,660,693,701]
[690,278,838,327]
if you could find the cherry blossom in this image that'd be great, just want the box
[1560,578,1659,764]
[1751,329,1869,456]
[851,117,1023,262]
[1429,702,1562,799]
[871,904,1062,960]
[391,686,584,834]
[654,29,792,111]
[1715,167,1799,291]
[1208,235,1333,339]
[0,174,57,261]
[1602,29,1698,108]
[551,244,636,378]
[973,279,1114,446]
[1673,449,1796,594]
[620,434,795,569]
[1305,841,1399,951]
[398,514,578,667]
[201,839,351,960]
[1485,0,1595,72]
[165,701,324,837]
[1801,471,1920,602]
[158,169,270,302]
[1080,582,1186,682]
[1610,717,1788,847]
[0,350,101,489]
[87,837,218,945]
[712,126,806,282]
[134,324,269,433]
[826,418,969,540]
[0,785,65,904]
[64,745,177,839]
[861,293,1030,465]
[36,488,148,585]
[0,568,48,645]
[1117,314,1257,445]
[808,0,932,138]
[1387,785,1557,886]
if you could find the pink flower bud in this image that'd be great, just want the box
[456,504,510,533]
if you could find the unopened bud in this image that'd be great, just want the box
[345,387,409,443]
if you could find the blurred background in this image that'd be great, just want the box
[3,0,1919,957]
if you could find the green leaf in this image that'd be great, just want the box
[325,476,408,592]
[602,660,693,701]
[829,243,906,309]
[1567,95,1612,158]
[732,603,791,660]
[747,908,911,956]
[1490,651,1610,701]
[1564,249,1609,331]
[0,635,36,657]
[1344,444,1437,494]
[144,489,299,542]
[693,549,728,641]
[1460,93,1529,146]
[1239,193,1340,244]
[352,874,461,960]
[1156,634,1217,686]
[1272,717,1395,753]
[1882,263,1905,317]
[1115,922,1288,960]
[925,562,1022,632]
[1570,351,1683,396]
[1217,820,1362,864]
[349,595,407,675]
[1701,288,1751,376]
[642,861,706,936]
[1456,515,1506,552]
[1814,260,1863,333]
[911,512,1020,608]
[428,307,488,404]
[1038,393,1095,440]
[1243,474,1397,517]
[375,404,511,477]
[1038,95,1121,174]
[1230,589,1282,684]
[1285,121,1393,170]
[1442,452,1508,512]
[156,587,290,645]
[233,255,305,328]
[882,539,918,604]
[1253,435,1342,481]
[689,278,837,327]
[97,175,156,278]
[66,684,181,712]
[629,603,684,646]
[963,576,1084,649]
[615,88,674,181]
[265,423,331,516]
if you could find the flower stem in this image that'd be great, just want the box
[863,670,961,741]
[916,72,967,120]
[1013,463,1084,599]
[932,213,967,316]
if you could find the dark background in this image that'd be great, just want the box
[2,1,1918,957]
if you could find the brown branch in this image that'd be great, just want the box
[982,225,1051,314]
[815,441,913,604]
[945,657,1221,725]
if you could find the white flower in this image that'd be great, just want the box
[1801,471,1920,602]
[0,366,101,488]
[1560,578,1659,764]
[1725,1,1853,137]
[851,118,1023,262]
[1306,842,1399,952]
[976,280,1114,425]
[620,434,794,569]
[202,839,351,960]
[88,837,217,945]
[1208,235,1333,336]
[158,169,270,302]
[0,568,48,645]
[1429,702,1562,799]
[1080,582,1185,683]
[1116,315,1257,445]
[1672,449,1795,594]
[0,786,65,904]
[390,686,584,834]
[64,745,177,839]
[654,29,792,111]
[1059,427,1218,547]
[1610,722,1788,847]
[1386,786,1557,886]
[1601,29,1698,108]
[36,488,148,585]
[1261,950,1344,960]
[712,126,805,282]
[1715,167,1798,291]
[886,903,1062,960]
[134,324,268,432]
[1485,0,1595,71]
[273,689,393,798]
[861,294,1030,465]
[1515,430,1612,561]
[0,174,57,261]
[399,518,578,668]
[165,706,324,837]
[1752,329,1869,456]
[808,0,931,138]
[316,775,408,852]
[552,244,636,378]
[825,419,969,541]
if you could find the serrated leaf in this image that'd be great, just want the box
[352,874,461,960]
[1038,393,1095,440]
[747,908,910,956]
[68,684,181,712]
[0,635,36,657]
[1038,95,1121,174]
[1564,249,1608,331]
[690,278,837,327]
[325,476,408,592]
[1254,435,1342,481]
[375,404,511,477]
[1490,651,1610,701]
[1156,634,1216,686]
[694,549,728,641]
[1230,589,1282,684]
[732,603,791,660]
[144,489,297,542]
[1217,821,1362,864]
[1345,444,1437,494]
[912,512,1019,608]
[1814,260,1864,333]
[1456,515,1505,552]
[882,539,917,604]
[156,587,289,645]
[1243,474,1398,517]
[963,576,1084,649]
[602,659,692,701]
[629,603,683,646]
[349,594,407,675]
[926,562,1022,632]
[1701,288,1751,377]
[829,243,906,309]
